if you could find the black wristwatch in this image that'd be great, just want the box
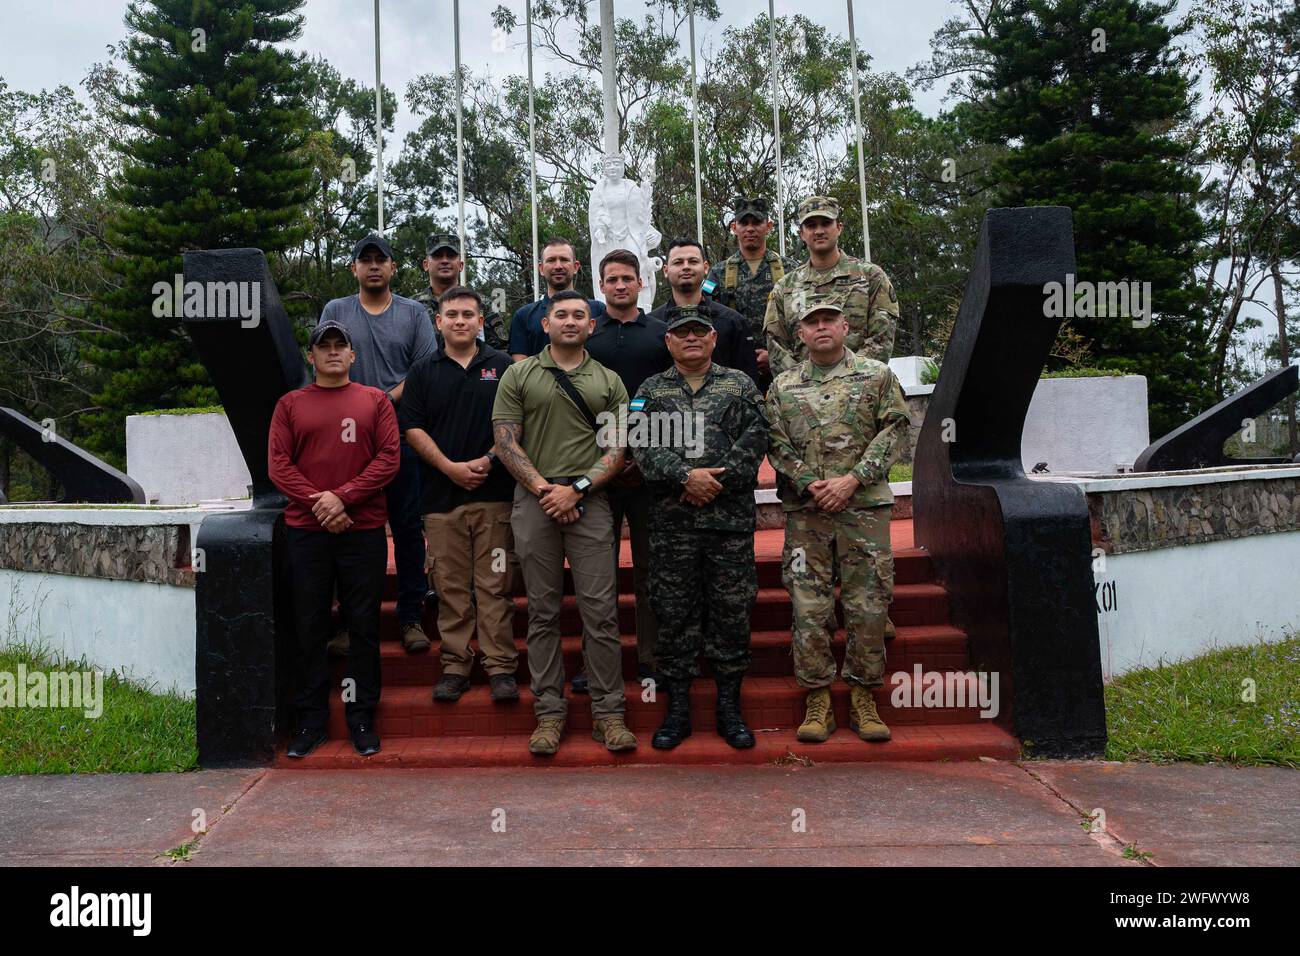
[572,475,593,498]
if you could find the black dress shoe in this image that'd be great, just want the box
[489,674,520,702]
[287,727,328,758]
[350,722,381,756]
[570,671,589,695]
[433,673,471,702]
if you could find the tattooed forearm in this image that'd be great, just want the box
[493,421,545,493]
[586,444,626,491]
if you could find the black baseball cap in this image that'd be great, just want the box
[351,232,393,261]
[309,320,353,348]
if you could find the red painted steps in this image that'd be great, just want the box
[278,723,1020,769]
[285,518,1021,767]
[334,624,973,686]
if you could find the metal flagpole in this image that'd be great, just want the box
[688,0,703,244]
[768,0,785,258]
[599,0,618,159]
[526,0,541,301]
[373,0,384,233]
[846,0,871,262]
[454,0,467,285]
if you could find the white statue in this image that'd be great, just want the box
[589,154,663,311]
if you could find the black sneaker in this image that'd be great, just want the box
[489,674,520,702]
[350,722,381,756]
[287,727,328,759]
[433,673,471,702]
[571,671,589,695]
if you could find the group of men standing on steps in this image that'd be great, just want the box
[270,191,909,760]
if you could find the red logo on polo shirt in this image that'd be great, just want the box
[480,368,498,381]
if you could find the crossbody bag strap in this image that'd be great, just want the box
[545,366,601,434]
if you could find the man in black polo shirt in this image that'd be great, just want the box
[586,248,671,682]
[649,238,761,386]
[400,286,520,703]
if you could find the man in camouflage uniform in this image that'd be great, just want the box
[763,196,899,379]
[704,197,798,390]
[632,304,770,750]
[767,299,909,743]
[416,233,508,351]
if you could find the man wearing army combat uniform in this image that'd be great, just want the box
[763,196,899,379]
[416,233,508,351]
[705,197,797,389]
[632,304,769,751]
[767,299,909,743]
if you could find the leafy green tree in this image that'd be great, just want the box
[279,55,396,320]
[1188,0,1300,408]
[964,0,1215,436]
[81,0,316,463]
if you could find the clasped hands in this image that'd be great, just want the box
[808,473,861,514]
[535,481,582,525]
[444,455,492,491]
[680,467,726,507]
[309,490,352,533]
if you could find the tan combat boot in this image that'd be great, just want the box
[796,687,836,742]
[849,686,892,741]
[592,715,637,752]
[529,717,566,755]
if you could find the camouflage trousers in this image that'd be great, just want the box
[647,528,756,681]
[782,505,893,689]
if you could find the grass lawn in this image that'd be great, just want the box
[1104,636,1300,768]
[0,643,197,774]
[888,463,913,482]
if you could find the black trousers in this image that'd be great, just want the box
[286,525,387,732]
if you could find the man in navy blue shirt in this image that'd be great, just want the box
[508,236,606,360]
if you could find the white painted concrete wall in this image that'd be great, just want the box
[1094,530,1300,679]
[1022,375,1149,475]
[0,569,195,695]
[126,413,252,506]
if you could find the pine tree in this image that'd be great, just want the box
[966,0,1215,437]
[82,0,315,463]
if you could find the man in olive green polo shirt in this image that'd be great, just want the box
[491,290,637,755]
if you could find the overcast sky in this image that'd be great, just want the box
[5,0,959,136]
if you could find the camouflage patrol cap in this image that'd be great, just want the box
[664,303,715,332]
[732,197,771,223]
[425,232,462,256]
[796,195,841,224]
[796,297,845,324]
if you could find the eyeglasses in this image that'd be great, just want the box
[668,325,712,339]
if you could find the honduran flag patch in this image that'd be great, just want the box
[629,397,647,412]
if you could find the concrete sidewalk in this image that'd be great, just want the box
[0,760,1294,867]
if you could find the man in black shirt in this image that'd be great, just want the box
[399,286,520,703]
[586,249,670,681]
[649,238,761,387]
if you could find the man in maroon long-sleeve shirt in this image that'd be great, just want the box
[269,320,400,758]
